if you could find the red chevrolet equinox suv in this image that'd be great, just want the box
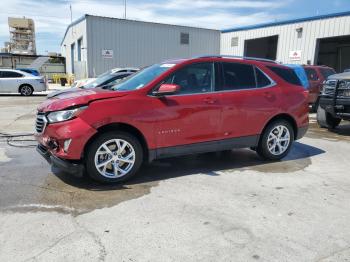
[35,56,309,183]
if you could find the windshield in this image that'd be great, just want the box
[82,73,114,89]
[111,63,175,91]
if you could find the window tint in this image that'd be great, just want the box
[267,66,302,86]
[320,68,336,79]
[165,63,213,95]
[1,71,23,78]
[255,67,272,87]
[221,62,255,90]
[305,68,319,81]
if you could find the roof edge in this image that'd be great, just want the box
[222,11,350,33]
[60,15,87,46]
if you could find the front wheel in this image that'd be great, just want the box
[316,105,341,129]
[85,131,143,183]
[257,120,294,160]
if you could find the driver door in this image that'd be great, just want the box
[151,62,222,150]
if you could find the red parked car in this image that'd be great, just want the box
[35,56,309,183]
[303,65,336,109]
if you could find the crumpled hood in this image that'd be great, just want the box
[38,88,127,112]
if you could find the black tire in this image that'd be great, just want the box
[311,98,319,113]
[316,105,341,129]
[85,131,143,183]
[257,119,294,161]
[19,85,33,96]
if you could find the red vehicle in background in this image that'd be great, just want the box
[303,65,336,110]
[35,56,309,183]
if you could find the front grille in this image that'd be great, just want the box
[35,112,47,133]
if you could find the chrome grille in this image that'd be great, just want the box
[35,112,47,133]
[322,80,337,96]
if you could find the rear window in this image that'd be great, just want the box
[267,66,302,86]
[320,68,336,79]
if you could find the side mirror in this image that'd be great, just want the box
[153,84,181,96]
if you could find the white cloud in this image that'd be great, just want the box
[0,0,289,53]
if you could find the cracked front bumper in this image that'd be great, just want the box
[37,144,84,178]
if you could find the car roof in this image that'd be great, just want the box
[303,65,334,69]
[164,56,281,68]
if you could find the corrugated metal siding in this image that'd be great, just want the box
[86,16,220,77]
[221,15,350,64]
[61,19,87,75]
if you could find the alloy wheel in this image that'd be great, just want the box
[94,139,136,178]
[267,125,290,156]
[21,86,32,96]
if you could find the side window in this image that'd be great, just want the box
[1,71,23,78]
[110,74,130,84]
[165,63,214,95]
[305,68,319,81]
[255,67,272,87]
[221,62,255,90]
[267,66,302,86]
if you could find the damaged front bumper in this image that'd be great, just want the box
[36,144,84,178]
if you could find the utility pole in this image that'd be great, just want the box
[124,0,127,19]
[70,4,73,23]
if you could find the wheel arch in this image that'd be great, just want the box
[83,122,150,161]
[261,113,298,139]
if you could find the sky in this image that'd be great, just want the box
[0,0,349,54]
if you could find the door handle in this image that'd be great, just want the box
[203,97,217,104]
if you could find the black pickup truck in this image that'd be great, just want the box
[317,72,350,129]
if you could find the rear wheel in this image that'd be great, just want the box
[316,105,341,129]
[257,120,294,160]
[19,85,33,96]
[85,131,143,183]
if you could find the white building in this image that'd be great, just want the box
[61,15,220,79]
[221,11,350,72]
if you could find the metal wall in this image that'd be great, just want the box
[221,15,350,65]
[61,18,87,76]
[85,16,220,77]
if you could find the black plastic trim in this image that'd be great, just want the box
[152,135,259,160]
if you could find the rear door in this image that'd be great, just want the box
[217,62,279,138]
[0,71,24,93]
[152,62,222,148]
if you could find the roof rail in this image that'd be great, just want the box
[195,55,277,63]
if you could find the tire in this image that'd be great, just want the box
[257,119,294,161]
[19,85,33,96]
[311,98,319,113]
[85,131,143,183]
[316,105,341,129]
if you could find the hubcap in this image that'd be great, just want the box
[22,86,32,96]
[267,125,290,156]
[94,139,135,178]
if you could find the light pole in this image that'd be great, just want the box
[124,0,127,19]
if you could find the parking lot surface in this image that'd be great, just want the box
[0,96,350,262]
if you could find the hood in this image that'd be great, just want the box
[38,88,127,112]
[47,88,80,98]
[328,72,350,80]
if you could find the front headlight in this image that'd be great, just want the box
[47,106,87,123]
